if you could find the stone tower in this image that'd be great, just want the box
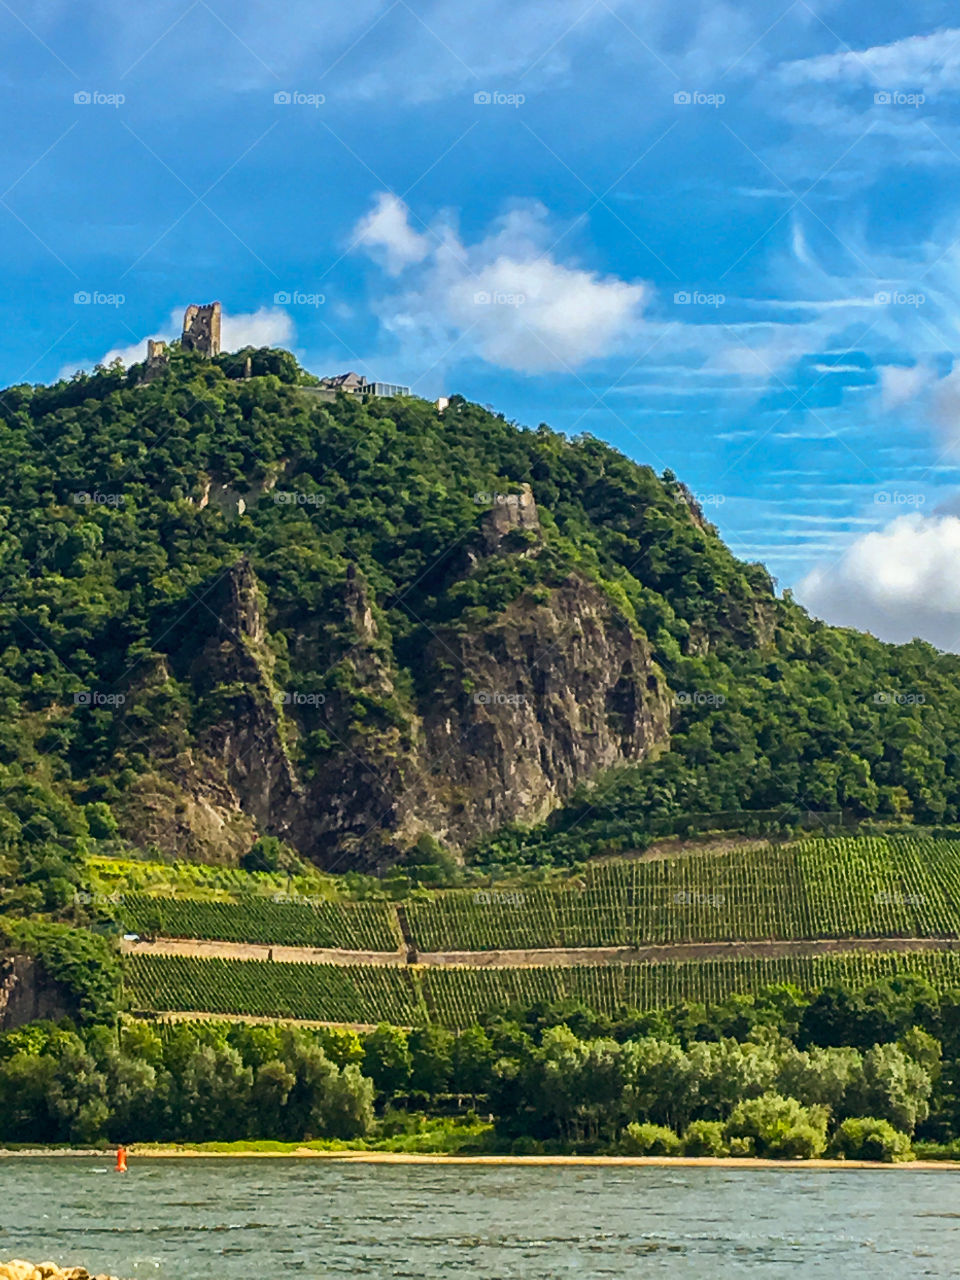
[140,337,170,383]
[182,302,222,356]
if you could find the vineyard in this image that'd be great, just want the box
[105,836,960,954]
[420,950,960,1025]
[124,954,424,1024]
[124,947,960,1029]
[113,894,401,952]
[405,836,960,950]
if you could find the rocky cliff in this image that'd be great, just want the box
[0,957,73,1030]
[109,489,672,868]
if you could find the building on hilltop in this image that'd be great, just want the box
[181,302,222,356]
[318,371,410,398]
[140,337,169,382]
[139,304,221,382]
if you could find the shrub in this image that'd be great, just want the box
[241,836,303,874]
[831,1117,913,1163]
[727,1136,755,1157]
[682,1120,727,1157]
[510,1135,546,1155]
[725,1093,828,1159]
[620,1122,682,1156]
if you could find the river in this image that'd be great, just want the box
[3,1158,959,1278]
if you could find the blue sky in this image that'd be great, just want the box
[6,1,960,646]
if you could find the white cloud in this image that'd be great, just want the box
[353,194,648,374]
[797,512,960,650]
[353,193,432,275]
[222,307,295,350]
[780,29,960,91]
[880,362,932,409]
[58,306,294,379]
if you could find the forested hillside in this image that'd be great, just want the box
[1,343,960,908]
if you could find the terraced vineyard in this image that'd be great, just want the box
[124,954,424,1024]
[124,948,960,1029]
[114,894,400,951]
[421,950,960,1025]
[113,836,960,954]
[406,836,960,950]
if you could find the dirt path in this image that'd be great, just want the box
[122,937,408,966]
[124,934,960,968]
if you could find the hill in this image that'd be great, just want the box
[3,343,960,910]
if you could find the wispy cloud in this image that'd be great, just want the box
[780,28,960,92]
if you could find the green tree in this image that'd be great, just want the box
[408,1026,454,1094]
[848,1043,932,1135]
[363,1024,412,1095]
[452,1026,496,1097]
[317,1063,375,1139]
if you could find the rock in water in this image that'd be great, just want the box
[0,1263,123,1280]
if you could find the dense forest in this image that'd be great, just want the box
[1,343,959,905]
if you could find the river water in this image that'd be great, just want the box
[2,1158,959,1278]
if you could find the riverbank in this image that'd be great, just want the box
[3,1145,960,1169]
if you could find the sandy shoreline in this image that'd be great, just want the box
[2,1148,959,1169]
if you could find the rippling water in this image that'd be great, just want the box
[3,1158,960,1278]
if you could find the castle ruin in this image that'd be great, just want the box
[181,302,222,356]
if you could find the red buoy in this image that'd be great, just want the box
[115,1145,127,1172]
